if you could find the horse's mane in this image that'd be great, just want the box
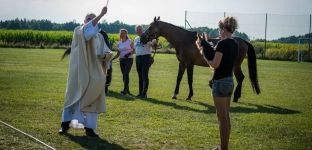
[157,20,198,44]
[159,21,197,34]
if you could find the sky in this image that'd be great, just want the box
[1,0,312,39]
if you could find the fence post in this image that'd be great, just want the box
[309,14,311,61]
[298,39,301,62]
[264,13,267,58]
[185,11,187,29]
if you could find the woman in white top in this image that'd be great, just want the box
[112,29,135,94]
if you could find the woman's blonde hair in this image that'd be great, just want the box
[219,16,238,33]
[119,29,129,40]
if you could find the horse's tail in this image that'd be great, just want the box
[61,47,71,61]
[246,41,261,94]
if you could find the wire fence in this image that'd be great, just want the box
[185,11,312,61]
[185,11,311,41]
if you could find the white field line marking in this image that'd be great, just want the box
[0,120,55,150]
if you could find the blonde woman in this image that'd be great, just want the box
[112,29,135,95]
[200,16,239,150]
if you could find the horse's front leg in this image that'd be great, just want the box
[172,62,185,99]
[185,64,194,100]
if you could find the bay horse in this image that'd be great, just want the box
[140,16,260,102]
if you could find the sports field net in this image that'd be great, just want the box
[185,11,311,41]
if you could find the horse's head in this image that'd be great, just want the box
[140,16,161,44]
[196,32,215,60]
[196,32,208,51]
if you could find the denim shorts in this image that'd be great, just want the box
[212,76,234,97]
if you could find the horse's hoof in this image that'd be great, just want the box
[171,96,177,99]
[185,98,191,101]
[232,97,238,102]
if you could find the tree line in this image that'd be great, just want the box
[0,18,143,34]
[0,18,249,39]
[0,18,311,43]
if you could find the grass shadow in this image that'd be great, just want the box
[106,88,300,115]
[106,90,135,101]
[235,102,301,114]
[135,96,210,114]
[197,101,301,114]
[132,96,300,115]
[65,134,126,150]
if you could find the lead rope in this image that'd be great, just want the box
[152,38,159,58]
[152,44,157,57]
[0,120,55,150]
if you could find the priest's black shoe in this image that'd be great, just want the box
[85,127,98,137]
[58,126,70,134]
[58,121,70,134]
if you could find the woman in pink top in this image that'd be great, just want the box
[112,29,135,95]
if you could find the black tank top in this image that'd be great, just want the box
[213,38,238,80]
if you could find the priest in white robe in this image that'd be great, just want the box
[59,6,113,136]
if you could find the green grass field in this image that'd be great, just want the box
[0,48,311,150]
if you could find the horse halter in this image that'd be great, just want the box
[145,26,159,41]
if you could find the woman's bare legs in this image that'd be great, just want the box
[213,96,231,150]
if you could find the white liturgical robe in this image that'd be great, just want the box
[61,20,113,129]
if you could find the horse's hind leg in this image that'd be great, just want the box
[185,64,194,101]
[172,62,185,99]
[233,67,244,102]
